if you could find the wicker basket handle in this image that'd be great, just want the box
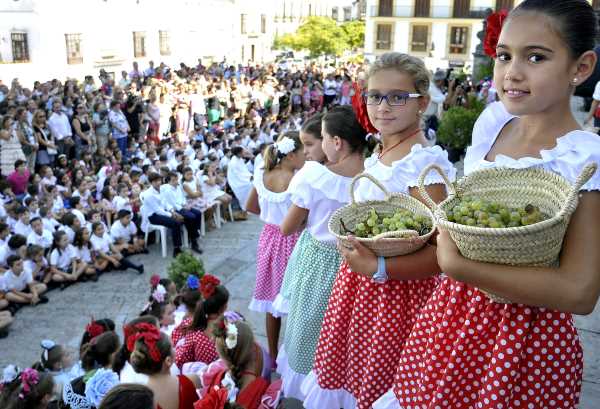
[417,164,456,211]
[557,162,598,218]
[372,229,420,240]
[350,173,391,205]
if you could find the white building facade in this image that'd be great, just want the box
[0,0,277,86]
[363,0,532,71]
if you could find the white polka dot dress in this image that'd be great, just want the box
[373,102,600,409]
[375,278,583,409]
[303,147,456,409]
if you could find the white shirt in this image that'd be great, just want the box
[43,217,60,232]
[13,221,32,237]
[3,269,33,292]
[23,258,47,280]
[71,209,87,226]
[425,83,446,117]
[254,166,294,225]
[27,230,53,249]
[47,112,72,141]
[50,245,77,270]
[76,245,92,263]
[110,220,137,242]
[91,232,113,254]
[593,81,600,101]
[59,226,75,243]
[160,184,186,212]
[140,187,171,233]
[112,196,133,213]
[0,244,15,267]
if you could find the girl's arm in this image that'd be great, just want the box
[339,184,447,278]
[245,187,260,215]
[280,204,308,236]
[439,192,600,315]
[182,183,201,199]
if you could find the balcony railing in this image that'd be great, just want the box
[369,5,491,19]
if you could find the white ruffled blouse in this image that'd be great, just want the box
[254,166,294,226]
[465,102,600,191]
[288,161,352,243]
[355,144,457,202]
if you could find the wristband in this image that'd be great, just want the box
[372,256,388,283]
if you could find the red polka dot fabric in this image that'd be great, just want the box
[172,317,219,369]
[387,278,583,408]
[309,262,439,409]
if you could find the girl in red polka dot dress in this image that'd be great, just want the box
[303,53,456,409]
[172,274,229,370]
[374,1,600,408]
[246,132,305,364]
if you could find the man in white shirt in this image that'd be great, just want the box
[160,172,203,254]
[142,173,185,257]
[47,100,73,156]
[27,217,53,251]
[110,209,146,254]
[323,73,338,107]
[585,80,600,132]
[424,70,447,134]
[4,255,48,307]
[0,235,27,269]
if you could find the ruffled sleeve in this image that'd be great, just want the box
[403,145,457,188]
[464,101,515,174]
[253,166,291,203]
[288,161,351,209]
[542,131,600,191]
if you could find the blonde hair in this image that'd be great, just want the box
[213,318,255,387]
[366,52,430,96]
[262,131,302,172]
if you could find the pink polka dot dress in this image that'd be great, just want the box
[248,166,301,317]
[303,146,456,409]
[373,102,600,409]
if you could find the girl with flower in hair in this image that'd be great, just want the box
[275,105,369,400]
[172,274,229,370]
[194,316,281,409]
[245,131,305,362]
[375,1,600,407]
[304,53,456,409]
[130,325,201,409]
[141,278,176,336]
[62,331,120,409]
[32,340,82,403]
[0,368,54,409]
[172,275,203,328]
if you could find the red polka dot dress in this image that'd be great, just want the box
[373,102,600,409]
[303,146,456,409]
[172,317,219,369]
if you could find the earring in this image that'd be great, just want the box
[573,78,578,85]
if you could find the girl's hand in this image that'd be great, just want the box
[435,229,465,280]
[337,236,377,278]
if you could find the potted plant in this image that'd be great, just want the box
[436,97,485,163]
[167,251,205,289]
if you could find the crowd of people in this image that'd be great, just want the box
[2,1,600,409]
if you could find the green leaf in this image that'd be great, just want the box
[167,251,205,290]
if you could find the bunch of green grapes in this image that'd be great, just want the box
[352,208,432,238]
[447,197,548,228]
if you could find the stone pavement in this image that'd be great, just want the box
[2,205,600,406]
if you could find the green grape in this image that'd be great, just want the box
[366,218,376,227]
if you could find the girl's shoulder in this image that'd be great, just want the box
[365,144,457,186]
[289,161,352,205]
[466,102,515,168]
[254,166,292,202]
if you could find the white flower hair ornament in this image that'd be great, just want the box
[274,137,296,156]
[152,284,167,303]
[225,322,238,349]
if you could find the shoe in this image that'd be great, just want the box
[38,295,49,304]
[141,248,149,254]
[173,247,182,257]
[90,274,98,282]
[80,275,88,283]
[8,304,22,315]
[0,329,8,339]
[60,283,67,291]
[191,244,203,254]
[137,265,145,275]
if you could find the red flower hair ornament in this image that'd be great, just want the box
[86,319,105,341]
[126,323,160,353]
[484,9,509,58]
[194,386,229,409]
[128,324,162,363]
[200,274,221,299]
[351,82,378,135]
[150,274,161,288]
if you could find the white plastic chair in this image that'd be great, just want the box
[140,192,189,258]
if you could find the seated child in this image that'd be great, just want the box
[13,206,32,237]
[4,254,48,311]
[110,209,146,255]
[73,227,99,281]
[90,222,143,274]
[27,217,53,251]
[49,231,86,289]
[194,316,282,409]
[24,245,51,285]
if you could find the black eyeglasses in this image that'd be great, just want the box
[363,91,422,106]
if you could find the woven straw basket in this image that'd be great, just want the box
[417,162,598,303]
[328,173,436,257]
